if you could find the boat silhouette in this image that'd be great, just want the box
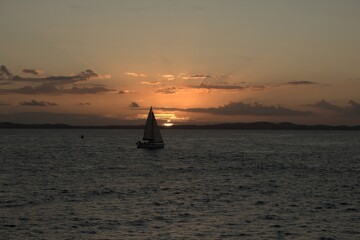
[136,107,165,149]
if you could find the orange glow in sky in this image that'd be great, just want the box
[1,1,360,125]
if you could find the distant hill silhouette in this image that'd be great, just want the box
[0,122,141,129]
[0,121,359,130]
[173,122,360,130]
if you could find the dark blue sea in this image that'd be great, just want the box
[1,129,359,239]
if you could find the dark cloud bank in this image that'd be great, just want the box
[157,101,313,116]
[309,99,360,117]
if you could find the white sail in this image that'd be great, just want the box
[143,107,163,143]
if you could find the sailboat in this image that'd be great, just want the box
[136,107,165,149]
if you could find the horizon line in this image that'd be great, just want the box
[0,121,359,130]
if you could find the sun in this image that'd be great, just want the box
[163,119,174,127]
[163,122,174,127]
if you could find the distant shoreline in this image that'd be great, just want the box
[0,122,359,130]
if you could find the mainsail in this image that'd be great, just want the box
[143,107,163,143]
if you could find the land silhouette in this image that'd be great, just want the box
[0,122,359,130]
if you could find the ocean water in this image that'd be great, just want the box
[0,129,359,239]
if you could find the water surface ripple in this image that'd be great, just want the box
[0,129,359,239]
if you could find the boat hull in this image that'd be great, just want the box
[136,141,164,149]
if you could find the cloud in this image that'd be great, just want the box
[157,101,313,116]
[154,87,177,94]
[129,102,140,108]
[77,102,91,106]
[0,83,114,95]
[347,100,360,116]
[19,100,58,107]
[1,65,110,85]
[12,69,108,84]
[309,99,360,117]
[0,82,12,85]
[0,65,13,80]
[162,74,175,81]
[182,74,211,80]
[308,100,344,113]
[0,66,113,95]
[141,81,160,85]
[63,86,114,94]
[0,83,59,94]
[192,83,247,90]
[0,101,10,106]
[349,100,360,109]
[118,90,130,94]
[287,81,316,85]
[189,83,267,91]
[209,74,234,82]
[22,68,42,75]
[124,72,147,77]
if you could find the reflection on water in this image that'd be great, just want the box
[1,129,360,239]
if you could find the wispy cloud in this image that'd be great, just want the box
[0,83,115,95]
[154,87,177,94]
[141,81,160,85]
[64,86,114,94]
[19,100,58,107]
[157,101,313,116]
[182,74,212,80]
[125,72,147,77]
[77,102,91,106]
[162,74,175,81]
[189,83,267,92]
[287,81,317,85]
[192,83,246,90]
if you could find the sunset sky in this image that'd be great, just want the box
[1,0,359,125]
